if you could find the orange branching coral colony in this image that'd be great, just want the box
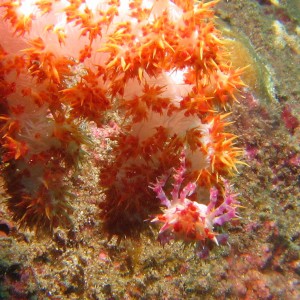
[0,0,245,256]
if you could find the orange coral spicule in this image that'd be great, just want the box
[0,0,244,234]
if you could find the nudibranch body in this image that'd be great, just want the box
[151,153,239,256]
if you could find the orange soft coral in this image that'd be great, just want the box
[97,0,245,238]
[0,1,245,240]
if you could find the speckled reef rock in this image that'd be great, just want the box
[0,0,299,299]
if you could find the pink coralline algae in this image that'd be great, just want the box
[151,152,239,257]
[281,104,299,134]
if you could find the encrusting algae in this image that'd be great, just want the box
[0,0,246,256]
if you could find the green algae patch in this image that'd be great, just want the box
[218,21,278,107]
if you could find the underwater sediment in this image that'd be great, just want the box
[0,0,299,299]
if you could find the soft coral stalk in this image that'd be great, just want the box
[0,1,90,232]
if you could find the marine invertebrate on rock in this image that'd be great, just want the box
[0,0,245,239]
[151,152,239,257]
[0,0,92,232]
[98,0,245,238]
